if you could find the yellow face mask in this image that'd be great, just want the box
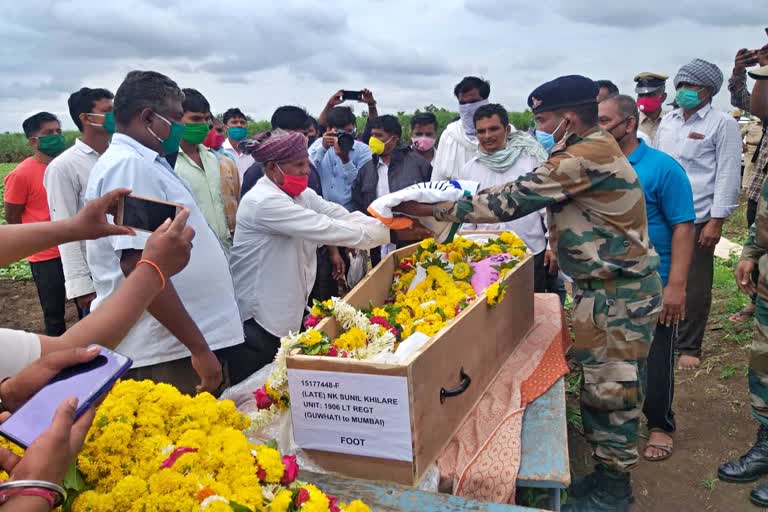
[368,135,391,155]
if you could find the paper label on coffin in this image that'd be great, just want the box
[288,369,413,461]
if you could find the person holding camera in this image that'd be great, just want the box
[308,106,372,212]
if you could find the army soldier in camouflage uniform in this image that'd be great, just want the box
[720,134,768,507]
[396,75,662,511]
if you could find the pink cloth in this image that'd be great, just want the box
[437,294,569,504]
[469,254,512,294]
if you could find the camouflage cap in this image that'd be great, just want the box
[527,75,599,114]
[634,72,668,94]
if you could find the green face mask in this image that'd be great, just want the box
[87,112,115,134]
[147,112,185,155]
[36,134,66,157]
[183,123,210,145]
[675,88,702,110]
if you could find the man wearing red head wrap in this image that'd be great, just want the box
[225,131,393,383]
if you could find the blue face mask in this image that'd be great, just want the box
[228,126,248,141]
[534,118,566,154]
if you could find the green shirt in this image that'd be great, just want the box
[175,145,232,251]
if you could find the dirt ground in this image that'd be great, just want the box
[0,279,79,332]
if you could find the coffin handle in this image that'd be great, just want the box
[440,367,471,404]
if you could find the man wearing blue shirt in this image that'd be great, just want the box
[599,94,695,464]
[308,106,372,211]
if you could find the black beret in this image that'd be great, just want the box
[527,75,599,114]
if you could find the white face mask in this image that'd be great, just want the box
[458,99,489,136]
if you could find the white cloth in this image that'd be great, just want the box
[431,120,478,182]
[85,134,243,368]
[0,328,41,379]
[230,177,390,338]
[375,160,396,256]
[369,180,479,243]
[655,104,742,223]
[457,155,548,254]
[44,139,100,299]
[222,138,255,182]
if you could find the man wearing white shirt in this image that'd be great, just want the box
[44,87,114,317]
[457,103,559,293]
[221,107,255,181]
[655,59,742,370]
[86,70,243,394]
[230,132,390,382]
[431,76,490,182]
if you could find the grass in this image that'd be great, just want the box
[701,476,718,492]
[0,162,32,280]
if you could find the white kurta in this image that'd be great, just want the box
[431,121,479,182]
[230,177,390,337]
[457,154,548,254]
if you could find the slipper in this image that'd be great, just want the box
[643,431,673,462]
[643,442,673,462]
[729,307,756,323]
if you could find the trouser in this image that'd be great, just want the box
[675,223,715,358]
[572,273,662,472]
[310,247,338,304]
[217,319,280,386]
[749,199,760,306]
[29,257,67,336]
[750,291,768,426]
[642,323,677,433]
[533,250,567,305]
[123,356,204,396]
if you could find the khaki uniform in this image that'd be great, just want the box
[439,128,662,471]
[638,109,669,146]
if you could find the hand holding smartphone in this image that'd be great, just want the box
[0,346,132,448]
[116,194,182,232]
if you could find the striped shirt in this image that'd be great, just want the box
[654,104,742,223]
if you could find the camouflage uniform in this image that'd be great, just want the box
[741,181,768,425]
[436,128,662,472]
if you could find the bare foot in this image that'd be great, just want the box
[643,431,673,461]
[678,354,701,370]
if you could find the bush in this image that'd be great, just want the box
[0,131,79,163]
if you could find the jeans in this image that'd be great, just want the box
[29,257,67,336]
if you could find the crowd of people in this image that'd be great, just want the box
[0,33,767,511]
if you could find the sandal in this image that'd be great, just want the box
[643,430,673,462]
[729,306,756,323]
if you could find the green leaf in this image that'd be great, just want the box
[265,439,279,450]
[63,462,86,492]
[230,500,254,512]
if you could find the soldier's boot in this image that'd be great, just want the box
[563,467,632,512]
[751,481,768,507]
[718,424,768,482]
[569,465,635,503]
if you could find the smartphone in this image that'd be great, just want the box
[342,90,362,102]
[0,346,132,448]
[116,194,181,232]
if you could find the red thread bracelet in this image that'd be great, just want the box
[136,259,166,290]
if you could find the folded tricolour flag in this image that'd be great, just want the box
[368,180,479,242]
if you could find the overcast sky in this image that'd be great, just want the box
[0,0,766,132]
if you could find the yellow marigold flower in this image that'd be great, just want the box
[486,244,503,255]
[333,327,368,352]
[499,267,511,280]
[341,500,373,512]
[310,305,324,317]
[71,490,115,511]
[321,299,333,309]
[418,250,434,262]
[419,238,435,249]
[253,445,285,483]
[452,262,472,280]
[302,484,331,512]
[486,282,507,306]
[371,307,388,318]
[499,231,518,245]
[299,329,323,347]
[270,489,293,512]
[265,380,282,402]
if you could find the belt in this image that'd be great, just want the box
[575,276,641,291]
